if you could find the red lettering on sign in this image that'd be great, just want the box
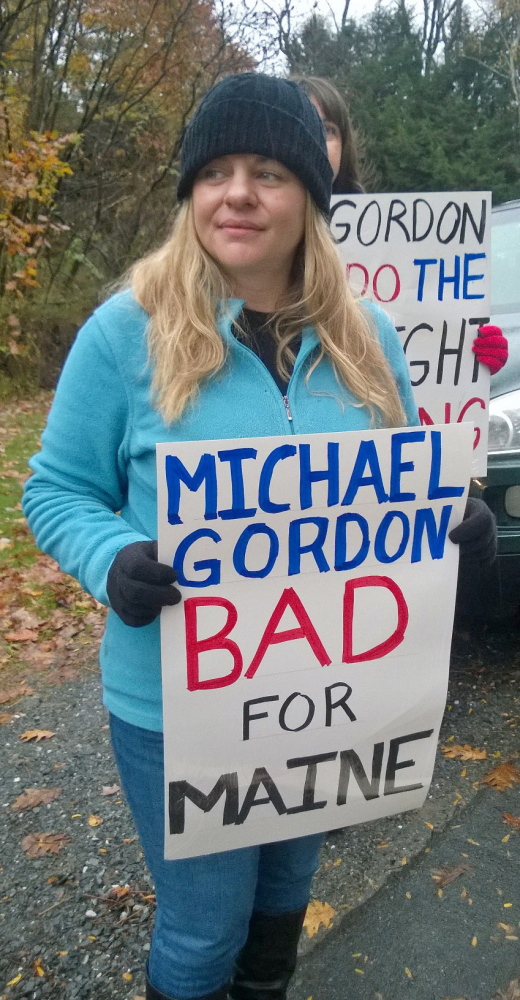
[246,587,332,680]
[185,597,243,691]
[342,576,409,663]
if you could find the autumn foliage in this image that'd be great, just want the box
[0,0,251,380]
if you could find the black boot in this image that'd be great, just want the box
[146,970,229,999]
[229,908,307,1000]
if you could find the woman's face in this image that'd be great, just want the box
[309,97,342,182]
[192,154,306,296]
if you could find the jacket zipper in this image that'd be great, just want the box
[282,395,293,423]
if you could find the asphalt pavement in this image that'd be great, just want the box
[289,785,520,1000]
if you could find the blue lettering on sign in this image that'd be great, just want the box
[428,431,465,500]
[218,448,257,520]
[288,517,330,575]
[233,524,280,578]
[173,528,221,586]
[390,431,425,502]
[299,442,340,510]
[258,444,297,514]
[463,253,485,299]
[166,454,218,525]
[411,506,452,562]
[341,440,389,505]
[334,513,370,571]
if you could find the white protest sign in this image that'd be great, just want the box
[331,192,491,476]
[157,423,473,860]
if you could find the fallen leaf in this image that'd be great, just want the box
[431,863,473,887]
[7,973,23,986]
[482,762,520,792]
[122,972,133,982]
[441,743,487,761]
[0,712,13,724]
[20,729,55,742]
[303,899,336,938]
[504,813,520,830]
[108,886,131,901]
[404,967,413,979]
[4,629,38,642]
[33,959,45,977]
[471,936,478,946]
[493,980,520,1000]
[0,685,33,705]
[88,814,103,827]
[21,832,69,858]
[11,788,61,811]
[101,784,120,796]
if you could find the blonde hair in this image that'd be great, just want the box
[130,196,406,427]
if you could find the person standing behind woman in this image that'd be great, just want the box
[293,74,509,376]
[23,73,496,1000]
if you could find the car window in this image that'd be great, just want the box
[491,206,520,315]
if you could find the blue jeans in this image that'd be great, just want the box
[109,714,323,999]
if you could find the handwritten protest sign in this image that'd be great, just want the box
[157,423,473,860]
[331,192,491,475]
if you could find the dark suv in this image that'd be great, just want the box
[471,199,520,620]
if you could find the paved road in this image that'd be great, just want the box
[290,785,520,1000]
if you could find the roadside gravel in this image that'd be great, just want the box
[1,624,519,999]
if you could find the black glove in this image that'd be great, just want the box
[107,540,181,627]
[448,497,497,567]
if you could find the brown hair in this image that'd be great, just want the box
[291,75,365,195]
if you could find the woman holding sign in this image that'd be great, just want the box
[294,74,509,376]
[23,74,497,1000]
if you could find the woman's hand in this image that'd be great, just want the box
[448,497,497,567]
[107,540,181,627]
[472,325,508,375]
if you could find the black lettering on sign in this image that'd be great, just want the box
[169,773,239,834]
[286,752,338,814]
[235,767,287,825]
[384,729,434,795]
[336,743,384,804]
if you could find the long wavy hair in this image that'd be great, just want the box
[129,195,405,428]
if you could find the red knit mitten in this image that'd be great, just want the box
[472,325,508,375]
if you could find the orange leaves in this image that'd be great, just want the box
[88,814,103,827]
[21,832,69,857]
[303,900,336,938]
[20,728,55,742]
[11,787,61,810]
[441,743,487,761]
[0,108,80,311]
[482,762,520,792]
[0,684,33,704]
[5,628,39,641]
[503,813,520,829]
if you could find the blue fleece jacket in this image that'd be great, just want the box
[23,290,418,731]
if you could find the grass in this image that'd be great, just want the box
[0,394,51,572]
[0,393,105,695]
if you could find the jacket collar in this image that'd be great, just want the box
[217,299,320,360]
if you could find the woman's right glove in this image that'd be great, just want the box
[107,540,181,627]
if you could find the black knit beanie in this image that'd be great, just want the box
[177,73,333,216]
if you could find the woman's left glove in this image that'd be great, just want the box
[472,325,508,375]
[448,497,497,566]
[107,540,181,627]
